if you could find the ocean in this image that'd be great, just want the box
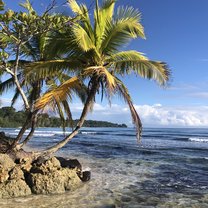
[0,127,208,208]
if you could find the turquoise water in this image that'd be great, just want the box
[0,127,208,207]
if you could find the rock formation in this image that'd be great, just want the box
[0,153,90,198]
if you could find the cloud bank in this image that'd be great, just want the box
[1,98,208,127]
[69,103,208,127]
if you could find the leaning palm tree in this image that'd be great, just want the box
[0,0,87,154]
[28,0,170,156]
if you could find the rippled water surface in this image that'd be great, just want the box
[0,127,208,208]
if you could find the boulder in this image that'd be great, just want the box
[81,171,91,182]
[18,157,33,172]
[0,179,31,198]
[30,156,61,174]
[9,166,24,180]
[0,154,16,183]
[26,157,82,194]
[0,132,14,154]
[57,157,82,170]
[0,154,89,197]
[0,153,15,171]
[0,167,9,183]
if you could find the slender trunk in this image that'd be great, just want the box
[8,43,32,150]
[17,114,38,149]
[12,112,32,147]
[13,43,30,111]
[11,111,38,149]
[35,79,99,157]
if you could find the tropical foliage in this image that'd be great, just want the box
[0,0,170,156]
[27,0,170,155]
[0,0,85,152]
[0,107,126,128]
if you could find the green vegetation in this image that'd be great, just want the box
[0,0,170,157]
[0,107,127,128]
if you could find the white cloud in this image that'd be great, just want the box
[69,103,208,127]
[134,104,207,127]
[1,97,208,127]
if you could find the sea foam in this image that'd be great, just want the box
[189,137,208,143]
[8,132,55,137]
[80,131,97,135]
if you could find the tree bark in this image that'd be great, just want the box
[35,78,99,157]
[13,43,30,111]
[11,111,38,149]
[17,114,38,149]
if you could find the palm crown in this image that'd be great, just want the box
[29,0,170,144]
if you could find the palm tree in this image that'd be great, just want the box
[27,0,170,156]
[0,0,86,154]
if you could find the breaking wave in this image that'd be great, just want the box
[189,137,208,143]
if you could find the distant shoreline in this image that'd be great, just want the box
[0,107,127,128]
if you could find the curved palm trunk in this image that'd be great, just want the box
[35,80,99,157]
[11,111,38,149]
[17,114,38,149]
[11,112,33,147]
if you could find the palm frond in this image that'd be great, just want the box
[0,76,15,94]
[82,66,116,92]
[115,77,142,142]
[72,24,95,51]
[24,59,83,82]
[68,0,83,15]
[35,76,84,110]
[62,100,74,129]
[19,0,35,14]
[101,6,145,54]
[55,99,66,132]
[94,0,115,50]
[70,2,94,43]
[11,88,20,107]
[108,51,170,86]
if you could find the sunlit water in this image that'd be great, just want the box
[0,127,208,208]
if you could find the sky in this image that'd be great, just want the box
[1,0,208,127]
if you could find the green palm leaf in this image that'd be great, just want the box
[108,51,170,85]
[94,0,115,50]
[35,76,85,110]
[115,77,142,141]
[100,6,145,54]
[24,59,83,82]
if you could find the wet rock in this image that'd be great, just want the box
[0,179,31,198]
[0,154,88,197]
[0,154,16,183]
[98,205,116,208]
[80,170,91,182]
[0,133,14,154]
[57,157,82,170]
[121,196,132,202]
[19,157,33,172]
[0,167,9,183]
[27,167,81,194]
[0,153,15,171]
[31,156,61,174]
[9,166,24,180]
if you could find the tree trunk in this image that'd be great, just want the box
[16,114,38,150]
[35,79,99,157]
[11,111,38,150]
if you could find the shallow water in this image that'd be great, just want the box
[0,127,208,207]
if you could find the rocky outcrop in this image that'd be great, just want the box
[0,154,90,198]
[0,132,13,153]
[26,157,82,194]
[0,153,31,198]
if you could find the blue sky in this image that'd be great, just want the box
[1,0,208,127]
